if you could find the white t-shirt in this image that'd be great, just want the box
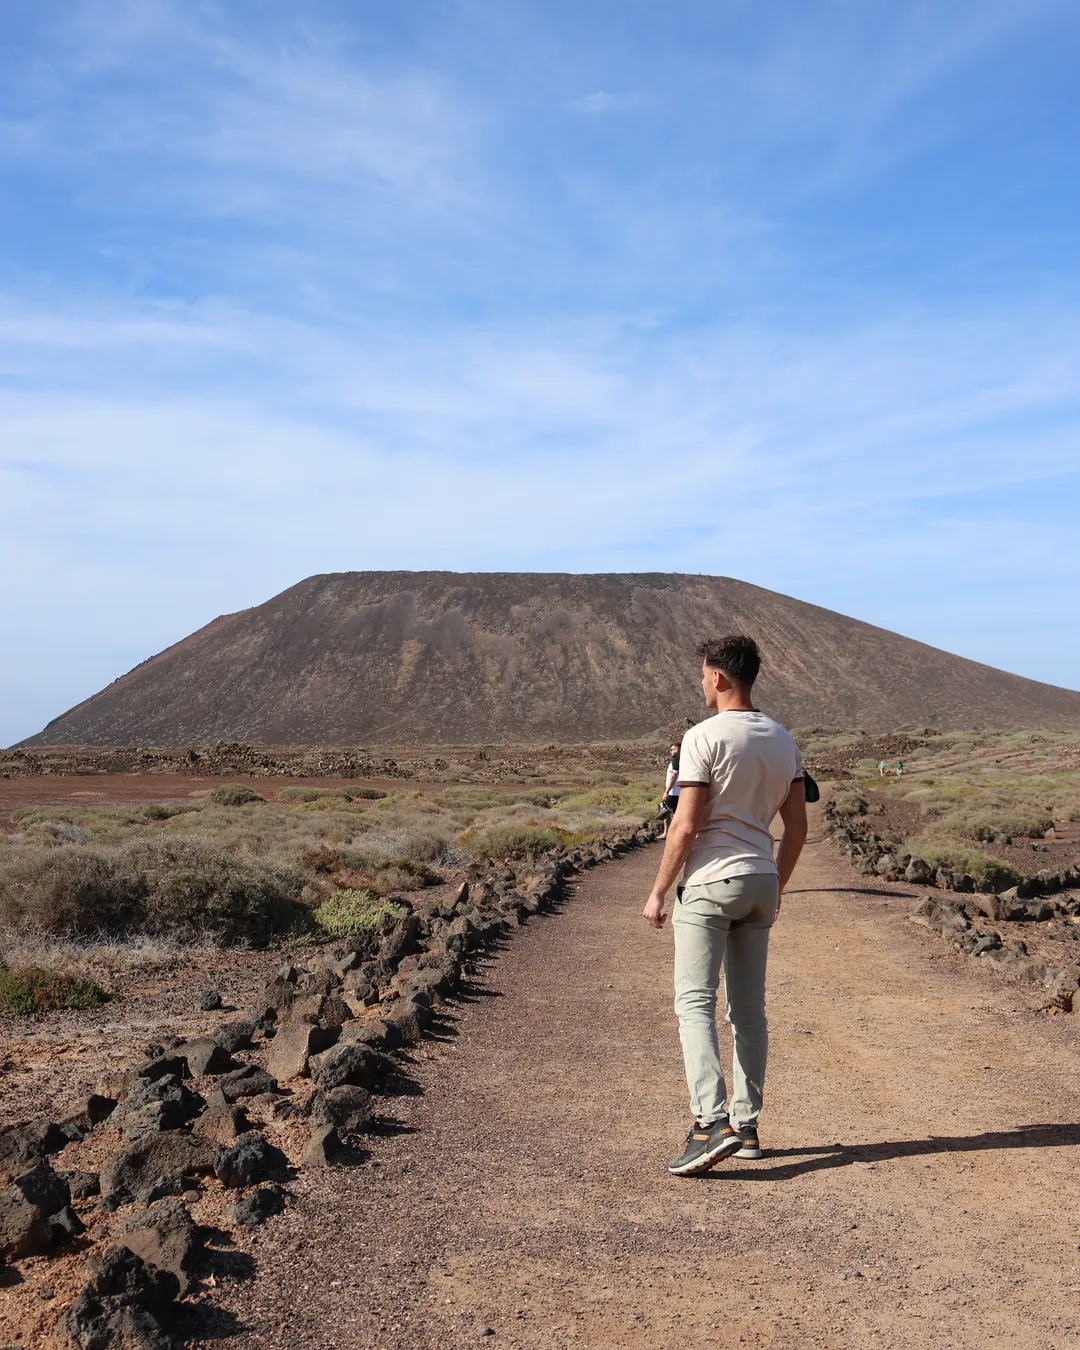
[664,764,681,797]
[678,710,803,884]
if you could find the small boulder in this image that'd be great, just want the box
[319,993,355,1027]
[216,1065,279,1103]
[178,1038,236,1077]
[54,1244,178,1350]
[65,1170,101,1200]
[101,1132,217,1206]
[904,857,935,885]
[296,968,341,998]
[214,1132,288,1189]
[119,1198,201,1294]
[0,1162,79,1260]
[228,1184,286,1228]
[86,1094,118,1127]
[310,1085,373,1135]
[112,1075,205,1140]
[385,1002,427,1047]
[138,1173,200,1206]
[378,912,421,966]
[212,1019,256,1054]
[312,1043,382,1092]
[252,1005,278,1034]
[301,1124,342,1168]
[328,950,364,979]
[338,1019,400,1051]
[0,1119,67,1185]
[198,989,223,1011]
[267,1021,338,1081]
[192,1103,250,1145]
[134,1055,190,1084]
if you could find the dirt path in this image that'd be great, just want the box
[203,814,1080,1349]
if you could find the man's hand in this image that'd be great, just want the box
[643,891,668,929]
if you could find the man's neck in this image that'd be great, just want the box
[711,687,756,714]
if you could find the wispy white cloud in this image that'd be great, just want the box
[1,0,1079,743]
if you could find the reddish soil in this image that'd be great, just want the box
[175,812,1080,1349]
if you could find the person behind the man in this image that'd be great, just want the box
[657,742,682,840]
[643,635,808,1176]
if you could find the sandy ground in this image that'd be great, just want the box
[183,808,1080,1350]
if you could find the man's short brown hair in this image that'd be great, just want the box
[697,635,761,687]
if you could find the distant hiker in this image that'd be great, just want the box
[643,635,808,1177]
[895,759,904,776]
[657,743,681,839]
[878,760,887,777]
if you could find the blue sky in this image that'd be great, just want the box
[2,0,1080,746]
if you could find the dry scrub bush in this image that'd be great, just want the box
[556,784,657,813]
[301,843,443,895]
[129,840,304,943]
[1,773,657,952]
[829,791,869,818]
[0,849,147,936]
[0,841,304,945]
[203,783,266,806]
[459,823,574,861]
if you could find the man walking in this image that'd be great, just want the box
[643,636,808,1176]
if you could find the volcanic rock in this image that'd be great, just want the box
[310,1086,374,1135]
[0,1119,67,1185]
[119,1199,201,1293]
[228,1184,286,1228]
[267,1021,339,1081]
[214,1133,287,1189]
[54,1244,178,1350]
[101,1133,217,1206]
[0,1162,80,1260]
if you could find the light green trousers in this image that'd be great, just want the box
[672,873,779,1129]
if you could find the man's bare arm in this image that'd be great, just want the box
[775,779,809,906]
[643,785,708,929]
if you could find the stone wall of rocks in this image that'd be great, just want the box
[0,741,411,780]
[908,893,1080,1011]
[0,822,658,1347]
[823,800,1080,899]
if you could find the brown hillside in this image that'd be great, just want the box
[19,572,1080,746]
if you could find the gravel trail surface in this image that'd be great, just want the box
[202,814,1080,1349]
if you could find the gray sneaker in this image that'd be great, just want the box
[667,1119,744,1176]
[733,1123,762,1160]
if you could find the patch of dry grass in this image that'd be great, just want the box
[0,770,659,953]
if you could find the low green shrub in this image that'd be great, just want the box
[829,791,868,818]
[916,838,1022,892]
[0,967,111,1014]
[556,786,656,813]
[459,823,571,861]
[311,887,394,938]
[203,784,265,806]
